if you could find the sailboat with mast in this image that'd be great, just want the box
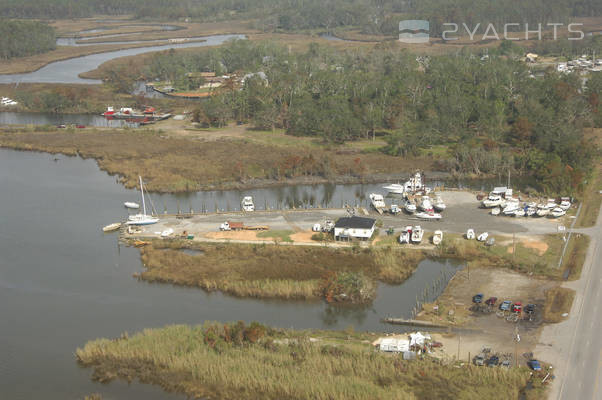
[126,176,159,225]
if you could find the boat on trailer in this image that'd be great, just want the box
[126,176,159,226]
[415,211,442,220]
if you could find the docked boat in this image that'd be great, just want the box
[432,230,443,245]
[433,195,446,212]
[126,176,159,226]
[124,201,140,209]
[410,226,424,243]
[241,196,255,212]
[559,197,571,211]
[383,183,405,195]
[477,232,489,242]
[415,211,442,220]
[482,193,505,208]
[369,193,386,211]
[419,196,434,212]
[550,207,566,218]
[102,222,121,232]
[398,226,412,244]
[466,229,475,240]
[384,172,429,195]
[491,207,501,216]
[403,197,416,214]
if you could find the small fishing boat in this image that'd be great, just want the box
[477,232,489,242]
[403,197,417,214]
[536,203,551,217]
[502,200,520,215]
[369,193,386,211]
[398,226,412,244]
[161,228,174,237]
[390,204,401,215]
[124,201,140,209]
[241,196,255,212]
[491,207,501,216]
[410,226,424,244]
[482,194,505,208]
[126,176,159,226]
[526,207,537,217]
[102,222,121,232]
[549,207,566,218]
[433,194,446,212]
[466,229,475,240]
[513,208,525,217]
[559,197,571,211]
[432,230,443,245]
[415,211,442,220]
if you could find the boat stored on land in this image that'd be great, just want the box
[502,200,520,215]
[410,226,424,243]
[466,229,475,240]
[550,207,566,218]
[419,196,434,212]
[536,203,551,217]
[482,194,505,208]
[369,193,386,212]
[160,228,174,237]
[477,232,489,242]
[399,226,412,244]
[559,197,571,211]
[433,195,446,212]
[491,207,501,216]
[126,176,159,226]
[403,197,416,214]
[432,230,443,245]
[415,211,442,220]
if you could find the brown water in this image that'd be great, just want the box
[0,148,464,399]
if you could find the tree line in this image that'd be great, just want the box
[0,20,55,59]
[2,0,601,37]
[134,39,598,194]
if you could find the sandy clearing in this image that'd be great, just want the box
[205,230,258,240]
[289,231,316,243]
[506,237,549,255]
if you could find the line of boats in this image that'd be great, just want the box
[1,97,18,106]
[398,226,443,245]
[102,106,171,124]
[481,189,571,218]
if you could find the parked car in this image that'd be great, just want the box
[76,124,86,128]
[473,293,484,303]
[528,359,542,371]
[473,354,485,366]
[500,300,512,311]
[525,304,536,314]
[512,302,523,313]
[485,297,498,306]
[501,360,511,368]
[56,124,66,128]
[486,355,500,367]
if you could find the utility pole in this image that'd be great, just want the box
[514,324,520,367]
[457,334,461,360]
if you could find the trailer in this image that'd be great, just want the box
[219,221,268,231]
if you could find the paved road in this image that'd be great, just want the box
[537,204,601,400]
[558,205,602,400]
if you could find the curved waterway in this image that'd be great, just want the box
[0,148,464,399]
[0,111,140,128]
[0,34,245,84]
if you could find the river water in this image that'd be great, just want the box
[0,148,464,399]
[0,111,139,128]
[0,34,245,84]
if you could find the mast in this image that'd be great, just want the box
[140,176,147,215]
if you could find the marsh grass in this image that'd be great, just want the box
[138,242,426,301]
[562,234,590,280]
[76,323,544,400]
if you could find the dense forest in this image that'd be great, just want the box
[0,20,55,59]
[125,39,599,193]
[2,0,601,36]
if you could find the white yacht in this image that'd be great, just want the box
[241,196,255,212]
[419,196,434,212]
[369,193,386,210]
[502,200,520,215]
[433,194,446,211]
[384,172,428,195]
[482,193,505,208]
[126,176,159,226]
[550,207,566,218]
[415,211,442,220]
[559,197,571,211]
[398,226,412,244]
[403,197,416,214]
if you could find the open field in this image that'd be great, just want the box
[0,128,435,192]
[543,287,576,323]
[76,322,548,400]
[576,128,602,228]
[136,240,425,302]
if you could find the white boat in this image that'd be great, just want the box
[466,229,475,240]
[403,197,416,214]
[491,207,501,216]
[126,176,159,226]
[536,203,551,217]
[369,193,386,210]
[398,226,412,244]
[502,200,520,215]
[383,183,405,195]
[477,232,489,242]
[415,211,442,220]
[390,204,401,215]
[102,222,121,232]
[124,201,140,209]
[161,228,174,237]
[410,226,424,243]
[559,197,571,211]
[419,196,434,212]
[432,230,443,245]
[241,196,255,212]
[433,195,446,211]
[549,207,566,218]
[482,194,505,208]
[513,208,525,217]
[526,207,537,217]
